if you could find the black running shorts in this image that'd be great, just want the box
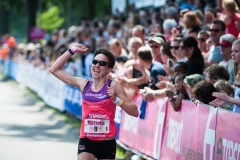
[77,138,116,159]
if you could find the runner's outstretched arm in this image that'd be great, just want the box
[49,44,88,91]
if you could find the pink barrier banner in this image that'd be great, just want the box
[160,100,218,160]
[214,109,240,160]
[119,94,168,159]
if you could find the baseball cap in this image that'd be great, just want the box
[219,34,236,47]
[180,4,192,10]
[149,36,164,44]
[184,74,204,87]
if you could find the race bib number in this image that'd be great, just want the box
[84,119,110,133]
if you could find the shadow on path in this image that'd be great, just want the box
[0,74,79,143]
[0,121,78,142]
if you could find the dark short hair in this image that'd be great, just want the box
[161,42,175,59]
[212,19,226,32]
[174,62,188,72]
[192,80,217,104]
[93,49,116,68]
[137,47,152,61]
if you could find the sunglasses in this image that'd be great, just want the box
[92,59,108,66]
[198,38,205,42]
[209,29,221,33]
[150,45,159,49]
[179,46,186,50]
[170,46,180,50]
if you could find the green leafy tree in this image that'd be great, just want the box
[37,6,65,32]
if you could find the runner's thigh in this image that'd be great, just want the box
[78,152,95,160]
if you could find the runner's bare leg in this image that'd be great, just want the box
[78,152,95,160]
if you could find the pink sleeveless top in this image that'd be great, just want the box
[80,79,117,140]
[227,13,240,38]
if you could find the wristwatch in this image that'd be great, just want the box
[170,98,176,102]
[68,47,77,55]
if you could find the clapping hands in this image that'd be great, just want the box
[139,87,155,102]
[209,91,230,107]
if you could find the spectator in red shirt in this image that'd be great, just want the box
[218,0,240,38]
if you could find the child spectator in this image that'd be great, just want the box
[213,80,234,110]
[156,61,188,89]
[192,80,218,105]
[166,74,190,111]
[204,64,230,84]
[183,74,204,100]
[141,62,188,102]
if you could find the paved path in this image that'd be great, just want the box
[0,75,79,160]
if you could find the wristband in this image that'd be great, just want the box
[119,100,124,106]
[114,97,124,106]
[68,47,77,55]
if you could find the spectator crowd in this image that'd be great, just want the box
[1,0,240,113]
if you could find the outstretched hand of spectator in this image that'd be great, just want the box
[212,91,230,102]
[156,76,172,90]
[139,87,155,102]
[156,81,170,89]
[165,89,174,98]
[210,91,230,107]
[118,76,129,86]
[209,99,227,107]
[107,72,119,81]
[157,75,169,82]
